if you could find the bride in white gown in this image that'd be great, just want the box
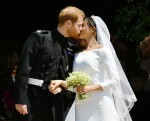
[49,16,137,121]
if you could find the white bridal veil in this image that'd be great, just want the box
[91,15,137,121]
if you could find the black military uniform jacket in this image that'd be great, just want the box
[14,29,80,121]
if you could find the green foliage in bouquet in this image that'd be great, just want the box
[66,71,91,100]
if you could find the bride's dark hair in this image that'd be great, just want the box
[84,17,96,28]
[84,17,97,39]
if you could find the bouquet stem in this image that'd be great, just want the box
[78,93,87,100]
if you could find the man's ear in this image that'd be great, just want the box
[67,20,72,26]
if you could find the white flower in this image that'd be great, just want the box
[66,71,91,99]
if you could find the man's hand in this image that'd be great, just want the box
[15,104,28,115]
[49,86,62,95]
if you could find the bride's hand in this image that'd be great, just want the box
[76,86,92,94]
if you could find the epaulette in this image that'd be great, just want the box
[36,29,50,34]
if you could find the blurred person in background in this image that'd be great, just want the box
[139,35,150,92]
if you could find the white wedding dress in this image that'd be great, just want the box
[65,46,121,121]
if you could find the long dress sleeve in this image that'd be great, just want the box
[98,47,119,90]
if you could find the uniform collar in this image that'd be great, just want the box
[51,28,81,53]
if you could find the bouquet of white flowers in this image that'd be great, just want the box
[66,71,91,100]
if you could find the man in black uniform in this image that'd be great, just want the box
[11,6,85,121]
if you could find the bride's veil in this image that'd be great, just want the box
[91,15,137,121]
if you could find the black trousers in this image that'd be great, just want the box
[11,86,64,121]
[11,111,33,121]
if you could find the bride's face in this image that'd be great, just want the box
[78,20,93,48]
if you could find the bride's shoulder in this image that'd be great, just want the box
[97,46,110,54]
[99,45,110,50]
[97,45,106,50]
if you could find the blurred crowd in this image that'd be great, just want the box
[112,35,150,121]
[0,49,19,121]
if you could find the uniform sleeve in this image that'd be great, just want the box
[99,47,119,90]
[15,32,42,104]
